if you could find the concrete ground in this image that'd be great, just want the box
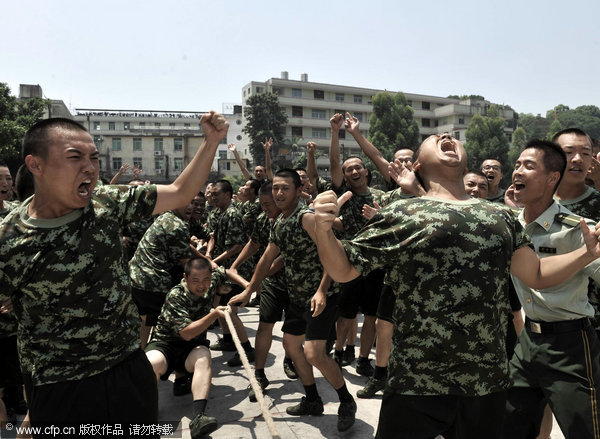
[158,306,565,439]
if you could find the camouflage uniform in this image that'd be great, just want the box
[0,201,18,338]
[0,184,157,386]
[379,188,414,208]
[129,211,193,293]
[212,203,247,269]
[123,216,155,260]
[487,188,506,203]
[333,184,384,240]
[188,218,209,242]
[240,199,261,238]
[341,197,528,396]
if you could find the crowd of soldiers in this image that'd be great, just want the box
[2,111,600,439]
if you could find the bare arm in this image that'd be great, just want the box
[306,141,319,190]
[110,163,130,184]
[262,138,274,181]
[228,143,251,181]
[329,114,344,189]
[154,112,228,215]
[212,244,243,265]
[229,239,260,273]
[345,113,391,184]
[179,306,227,341]
[225,268,250,289]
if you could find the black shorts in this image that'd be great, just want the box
[145,337,209,380]
[282,294,338,340]
[0,335,22,388]
[131,286,167,326]
[376,284,396,324]
[338,269,384,319]
[259,280,290,324]
[218,283,244,306]
[23,349,158,437]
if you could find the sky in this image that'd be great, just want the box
[2,0,599,116]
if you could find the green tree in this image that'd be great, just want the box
[242,92,288,167]
[368,91,420,160]
[546,118,563,140]
[546,104,600,139]
[0,83,49,170]
[517,113,552,140]
[508,126,527,166]
[464,105,510,176]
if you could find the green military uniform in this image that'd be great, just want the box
[0,184,157,386]
[333,184,384,240]
[189,218,209,242]
[487,188,506,203]
[212,203,247,269]
[505,202,600,439]
[240,199,261,238]
[123,215,155,260]
[378,187,413,208]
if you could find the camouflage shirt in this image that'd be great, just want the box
[205,208,219,236]
[151,267,227,343]
[0,201,18,337]
[129,211,193,293]
[0,184,157,385]
[334,184,384,240]
[251,212,286,292]
[240,200,261,238]
[379,188,414,208]
[212,203,247,268]
[271,201,336,309]
[342,197,529,396]
[189,218,209,242]
[487,188,506,204]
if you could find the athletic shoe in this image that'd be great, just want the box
[209,338,236,351]
[356,376,386,398]
[173,375,192,396]
[283,357,298,379]
[286,397,324,416]
[248,376,270,402]
[342,349,355,366]
[189,413,218,439]
[227,349,255,367]
[333,352,344,369]
[355,357,374,377]
[337,399,357,432]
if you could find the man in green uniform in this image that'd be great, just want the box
[0,113,228,430]
[505,139,600,439]
[312,133,600,439]
[230,169,357,433]
[482,158,506,202]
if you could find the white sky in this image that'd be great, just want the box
[2,0,599,116]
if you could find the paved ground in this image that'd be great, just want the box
[158,306,566,439]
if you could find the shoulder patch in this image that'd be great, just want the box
[555,212,581,228]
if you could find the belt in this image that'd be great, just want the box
[526,317,590,334]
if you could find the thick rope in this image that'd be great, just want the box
[223,307,281,439]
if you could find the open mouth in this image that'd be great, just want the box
[78,181,92,197]
[513,182,525,191]
[440,139,457,156]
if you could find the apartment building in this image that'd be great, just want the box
[242,72,515,174]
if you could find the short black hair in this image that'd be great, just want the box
[184,257,212,277]
[342,155,366,173]
[15,164,34,201]
[247,178,261,196]
[258,181,273,196]
[524,139,567,191]
[22,117,88,160]
[464,170,489,186]
[195,191,206,199]
[552,128,593,146]
[274,168,301,188]
[294,167,307,174]
[214,179,233,196]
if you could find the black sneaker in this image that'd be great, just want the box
[342,349,355,367]
[283,358,298,379]
[248,296,261,307]
[173,375,192,396]
[248,375,270,402]
[227,349,255,367]
[333,352,343,369]
[189,412,218,439]
[356,376,386,398]
[356,357,374,377]
[209,338,236,351]
[337,399,357,432]
[286,397,324,416]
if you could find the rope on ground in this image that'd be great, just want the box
[223,307,281,439]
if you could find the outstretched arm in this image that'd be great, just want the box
[306,141,319,193]
[228,143,252,181]
[154,112,228,215]
[262,137,274,181]
[329,114,344,189]
[110,163,131,184]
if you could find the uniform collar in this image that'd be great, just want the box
[520,201,561,232]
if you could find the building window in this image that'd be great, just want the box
[422,101,431,110]
[312,128,326,138]
[335,93,345,102]
[434,120,439,127]
[174,158,184,171]
[314,90,324,100]
[108,122,115,131]
[154,138,163,151]
[184,123,190,128]
[133,138,142,151]
[133,157,143,169]
[221,162,231,171]
[291,126,303,137]
[454,131,460,140]
[112,138,121,151]
[256,86,264,94]
[459,117,465,124]
[93,135,102,147]
[407,100,412,107]
[123,122,130,130]
[292,106,303,117]
[338,129,346,139]
[155,158,164,170]
[93,121,100,130]
[312,109,326,120]
[355,112,363,122]
[169,122,175,127]
[219,150,227,159]
[139,122,145,127]
[422,118,431,127]
[174,138,183,151]
[353,95,362,104]
[292,88,302,98]
[112,157,122,170]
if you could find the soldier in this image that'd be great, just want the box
[129,202,195,348]
[0,113,228,429]
[463,170,489,199]
[330,113,385,377]
[206,179,254,366]
[504,139,600,439]
[481,158,506,202]
[229,169,357,433]
[0,164,15,215]
[239,178,262,240]
[145,257,247,439]
[312,133,600,439]
[188,192,209,250]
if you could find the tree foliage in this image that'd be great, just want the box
[546,119,563,140]
[508,126,527,166]
[368,91,420,160]
[545,105,600,139]
[516,113,551,140]
[464,105,510,174]
[0,83,49,171]
[242,92,288,167]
